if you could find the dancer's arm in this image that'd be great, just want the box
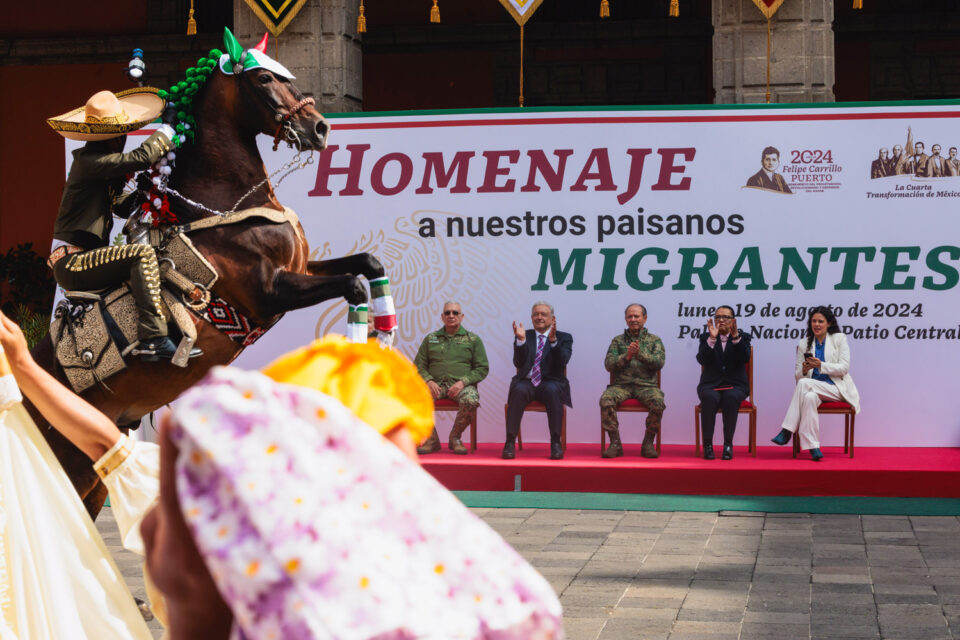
[0,312,121,461]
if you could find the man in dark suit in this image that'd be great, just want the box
[502,301,572,460]
[905,142,929,177]
[745,146,792,194]
[696,305,752,461]
[946,147,960,177]
[926,144,946,177]
[870,148,890,179]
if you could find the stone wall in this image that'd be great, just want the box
[233,0,362,113]
[713,0,834,104]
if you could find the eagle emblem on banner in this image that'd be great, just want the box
[498,0,547,26]
[243,0,309,36]
[751,0,787,19]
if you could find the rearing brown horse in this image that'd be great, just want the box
[29,36,384,516]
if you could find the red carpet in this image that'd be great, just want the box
[420,444,960,498]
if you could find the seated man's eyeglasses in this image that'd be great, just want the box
[713,314,734,321]
[443,310,460,316]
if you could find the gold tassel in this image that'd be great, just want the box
[600,0,610,18]
[853,0,862,8]
[187,0,197,35]
[669,0,679,17]
[430,0,440,23]
[357,0,367,33]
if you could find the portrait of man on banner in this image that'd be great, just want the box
[745,145,793,194]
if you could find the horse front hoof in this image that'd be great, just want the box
[344,277,367,306]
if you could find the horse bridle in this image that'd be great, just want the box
[234,53,317,151]
[272,97,316,152]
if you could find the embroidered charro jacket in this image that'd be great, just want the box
[53,131,172,250]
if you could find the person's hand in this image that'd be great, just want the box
[0,311,32,371]
[730,317,739,338]
[513,321,525,342]
[801,361,813,375]
[161,102,178,126]
[548,317,557,343]
[805,356,822,369]
[625,341,640,361]
[706,317,719,340]
[426,380,442,400]
[446,380,465,400]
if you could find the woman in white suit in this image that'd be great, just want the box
[771,306,860,461]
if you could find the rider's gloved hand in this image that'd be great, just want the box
[157,103,178,142]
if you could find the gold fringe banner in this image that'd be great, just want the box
[751,0,786,19]
[242,0,309,37]
[669,0,679,17]
[853,0,863,8]
[358,0,367,33]
[498,0,546,26]
[430,0,440,23]
[600,0,610,18]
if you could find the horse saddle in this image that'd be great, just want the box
[51,233,218,394]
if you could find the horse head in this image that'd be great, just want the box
[218,27,329,152]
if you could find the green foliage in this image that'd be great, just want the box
[0,243,55,314]
[0,243,55,348]
[13,304,50,349]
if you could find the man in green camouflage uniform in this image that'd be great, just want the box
[414,301,489,455]
[600,303,665,459]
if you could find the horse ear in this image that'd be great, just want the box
[254,32,269,53]
[223,26,244,64]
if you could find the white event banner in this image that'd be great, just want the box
[71,104,960,447]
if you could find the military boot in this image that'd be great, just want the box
[448,409,472,455]
[640,429,659,459]
[416,428,441,455]
[602,431,624,458]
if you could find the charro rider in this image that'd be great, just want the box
[46,88,195,361]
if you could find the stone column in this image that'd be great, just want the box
[713,0,835,104]
[233,0,362,112]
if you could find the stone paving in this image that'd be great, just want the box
[97,507,960,640]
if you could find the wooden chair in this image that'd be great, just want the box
[503,367,567,451]
[600,370,663,455]
[694,349,757,457]
[433,398,478,452]
[792,401,856,458]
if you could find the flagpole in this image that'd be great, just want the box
[519,23,525,107]
[765,17,771,104]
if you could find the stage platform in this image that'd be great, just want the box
[420,444,960,498]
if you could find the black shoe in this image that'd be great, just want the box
[138,337,179,362]
[550,442,564,460]
[722,444,733,460]
[771,428,792,446]
[703,444,715,460]
[501,441,516,460]
[810,447,824,461]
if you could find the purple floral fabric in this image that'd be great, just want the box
[169,366,564,639]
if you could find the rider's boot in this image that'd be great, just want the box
[139,337,203,362]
